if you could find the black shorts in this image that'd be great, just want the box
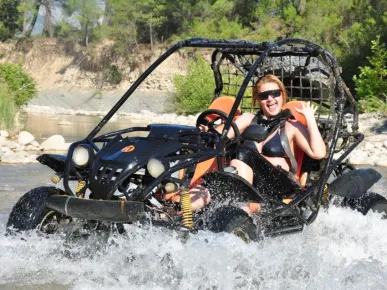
[232,141,300,198]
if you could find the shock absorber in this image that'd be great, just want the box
[180,188,193,228]
[76,180,87,197]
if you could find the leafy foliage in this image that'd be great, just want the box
[1,0,387,114]
[104,65,122,85]
[0,0,21,40]
[0,83,16,129]
[353,36,387,113]
[0,63,37,107]
[173,56,215,114]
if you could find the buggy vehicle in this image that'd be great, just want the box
[7,38,386,242]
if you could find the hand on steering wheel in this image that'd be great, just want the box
[196,109,240,138]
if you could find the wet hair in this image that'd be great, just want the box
[253,74,288,107]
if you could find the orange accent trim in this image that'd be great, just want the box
[190,158,218,188]
[283,101,309,180]
[208,96,242,121]
[190,96,241,188]
[164,192,181,203]
[178,169,185,179]
[121,145,135,153]
[282,197,293,204]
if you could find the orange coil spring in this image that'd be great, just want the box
[181,191,193,228]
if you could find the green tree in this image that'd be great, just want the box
[103,0,138,53]
[353,36,387,113]
[131,0,167,49]
[0,0,21,40]
[58,0,103,47]
[173,56,215,114]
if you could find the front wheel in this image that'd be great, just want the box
[6,186,67,234]
[206,206,258,243]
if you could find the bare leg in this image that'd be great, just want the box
[230,159,263,215]
[190,186,211,211]
[230,159,254,184]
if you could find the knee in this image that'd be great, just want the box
[230,159,253,184]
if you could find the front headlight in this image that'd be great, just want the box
[72,146,90,166]
[147,156,169,178]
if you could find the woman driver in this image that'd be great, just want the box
[230,74,326,185]
[190,74,326,213]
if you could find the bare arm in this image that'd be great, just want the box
[222,113,255,139]
[292,102,326,159]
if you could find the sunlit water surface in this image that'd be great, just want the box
[0,165,386,290]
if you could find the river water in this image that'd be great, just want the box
[0,163,386,290]
[0,115,386,289]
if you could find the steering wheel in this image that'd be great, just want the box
[196,109,240,138]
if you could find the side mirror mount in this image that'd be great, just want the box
[241,124,268,143]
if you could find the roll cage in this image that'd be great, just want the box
[62,38,362,220]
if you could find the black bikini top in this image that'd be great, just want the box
[262,131,285,157]
[246,109,294,158]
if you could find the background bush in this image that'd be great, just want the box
[0,83,16,129]
[353,36,387,114]
[0,62,37,107]
[0,63,36,129]
[173,56,215,114]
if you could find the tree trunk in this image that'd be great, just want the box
[297,0,306,16]
[149,13,153,51]
[22,12,28,38]
[85,23,89,47]
[25,0,41,38]
[43,0,53,38]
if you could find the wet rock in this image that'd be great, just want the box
[17,131,34,145]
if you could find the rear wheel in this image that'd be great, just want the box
[6,186,67,234]
[344,192,387,218]
[206,206,258,242]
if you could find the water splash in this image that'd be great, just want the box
[1,205,387,290]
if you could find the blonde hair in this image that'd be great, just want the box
[253,74,288,107]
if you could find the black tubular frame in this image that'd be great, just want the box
[63,38,362,220]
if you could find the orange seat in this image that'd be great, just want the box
[283,101,308,185]
[190,96,241,188]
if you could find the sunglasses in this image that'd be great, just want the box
[258,89,282,100]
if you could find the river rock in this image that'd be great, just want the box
[1,150,38,164]
[376,159,387,167]
[1,147,12,154]
[39,135,69,151]
[0,130,9,138]
[348,149,370,165]
[0,139,18,150]
[31,140,40,147]
[18,131,35,145]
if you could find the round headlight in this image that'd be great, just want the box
[147,156,169,178]
[73,146,90,166]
